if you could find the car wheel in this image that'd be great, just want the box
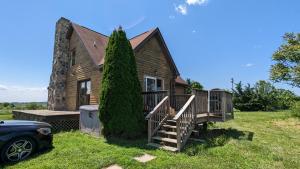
[1,137,36,163]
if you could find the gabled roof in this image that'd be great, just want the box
[71,22,179,75]
[72,23,108,65]
[175,76,189,86]
[129,29,156,49]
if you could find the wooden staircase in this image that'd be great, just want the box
[145,89,234,152]
[146,95,197,152]
[148,119,179,152]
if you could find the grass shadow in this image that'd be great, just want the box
[105,135,154,151]
[184,128,254,156]
[200,128,254,142]
[102,128,254,155]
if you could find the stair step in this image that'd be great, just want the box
[162,124,177,129]
[147,143,178,152]
[158,130,177,136]
[152,136,177,144]
[166,119,176,123]
[192,129,199,133]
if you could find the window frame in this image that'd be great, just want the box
[69,48,76,67]
[144,75,164,92]
[77,79,91,109]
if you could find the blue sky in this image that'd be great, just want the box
[0,0,300,102]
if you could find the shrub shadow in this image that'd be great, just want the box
[104,128,254,154]
[199,128,254,142]
[184,128,254,156]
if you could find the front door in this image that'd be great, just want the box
[144,76,164,107]
[78,80,91,108]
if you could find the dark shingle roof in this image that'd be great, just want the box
[175,76,188,86]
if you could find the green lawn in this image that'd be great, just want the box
[0,110,13,120]
[0,111,299,169]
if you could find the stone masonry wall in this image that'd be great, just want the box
[48,18,72,110]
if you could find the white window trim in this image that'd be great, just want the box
[144,75,164,92]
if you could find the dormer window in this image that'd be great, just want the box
[69,49,76,67]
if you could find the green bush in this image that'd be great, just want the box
[185,78,204,94]
[233,80,298,111]
[291,101,300,118]
[99,28,144,139]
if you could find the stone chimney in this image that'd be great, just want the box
[47,17,72,110]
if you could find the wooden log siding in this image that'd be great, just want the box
[65,30,102,110]
[64,30,177,111]
[135,35,175,93]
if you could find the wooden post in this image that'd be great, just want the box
[192,89,197,121]
[148,118,152,143]
[222,92,226,121]
[207,90,210,117]
[176,120,181,151]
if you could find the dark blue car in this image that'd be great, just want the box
[0,120,53,163]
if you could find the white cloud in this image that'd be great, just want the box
[0,84,47,102]
[174,0,208,16]
[124,16,146,30]
[192,30,196,33]
[244,63,254,67]
[186,0,208,6]
[0,85,8,90]
[175,4,188,15]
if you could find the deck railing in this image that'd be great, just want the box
[210,91,222,114]
[192,89,208,115]
[142,90,168,114]
[209,90,233,120]
[172,94,192,111]
[145,96,170,143]
[174,95,196,151]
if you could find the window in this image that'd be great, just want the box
[69,49,76,67]
[78,80,91,107]
[157,79,162,91]
[144,76,164,92]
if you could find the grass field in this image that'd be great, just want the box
[0,110,13,120]
[0,111,299,169]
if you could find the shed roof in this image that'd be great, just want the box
[175,76,189,86]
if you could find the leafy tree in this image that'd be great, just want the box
[253,81,276,111]
[291,101,300,118]
[233,82,263,111]
[23,103,46,110]
[270,33,300,87]
[274,89,298,110]
[186,78,204,94]
[233,80,297,111]
[99,27,144,138]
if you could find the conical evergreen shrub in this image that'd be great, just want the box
[99,28,144,138]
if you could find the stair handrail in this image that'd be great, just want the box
[146,96,170,143]
[174,95,196,151]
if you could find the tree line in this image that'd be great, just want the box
[232,80,299,111]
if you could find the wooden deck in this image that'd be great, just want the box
[12,110,80,132]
